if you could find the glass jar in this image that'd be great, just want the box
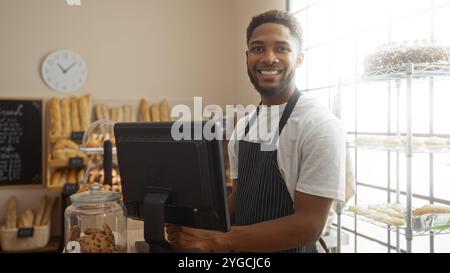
[64,183,127,253]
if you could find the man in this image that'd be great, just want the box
[166,9,345,253]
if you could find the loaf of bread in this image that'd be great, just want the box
[150,103,160,122]
[60,98,72,137]
[70,97,81,132]
[159,100,170,121]
[102,104,110,120]
[129,105,136,122]
[139,98,151,121]
[18,208,35,228]
[51,170,62,186]
[6,196,17,229]
[68,169,78,184]
[78,94,92,131]
[49,98,62,138]
[413,204,450,216]
[34,196,48,226]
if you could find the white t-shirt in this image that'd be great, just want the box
[228,94,346,202]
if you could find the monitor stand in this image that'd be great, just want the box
[142,191,174,253]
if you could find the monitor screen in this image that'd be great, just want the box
[114,121,230,242]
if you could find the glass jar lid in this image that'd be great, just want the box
[70,183,120,204]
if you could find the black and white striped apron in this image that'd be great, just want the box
[235,89,318,253]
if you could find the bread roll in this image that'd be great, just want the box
[159,100,170,121]
[70,97,81,132]
[6,196,17,229]
[18,208,35,228]
[41,197,57,226]
[60,98,72,137]
[49,98,62,138]
[150,104,160,122]
[34,196,48,226]
[139,98,150,121]
[54,139,78,150]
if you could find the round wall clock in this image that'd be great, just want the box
[41,49,87,93]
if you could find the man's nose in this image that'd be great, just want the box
[261,50,280,65]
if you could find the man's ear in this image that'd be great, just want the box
[296,52,304,67]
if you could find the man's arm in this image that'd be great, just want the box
[178,190,332,252]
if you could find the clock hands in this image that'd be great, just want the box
[57,63,66,73]
[56,62,76,74]
[64,62,76,73]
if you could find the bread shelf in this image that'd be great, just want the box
[347,142,450,154]
[79,147,117,155]
[342,209,450,237]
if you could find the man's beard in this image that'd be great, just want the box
[247,68,295,97]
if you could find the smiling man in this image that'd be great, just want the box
[166,9,345,253]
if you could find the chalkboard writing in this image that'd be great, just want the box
[68,157,84,168]
[71,131,84,143]
[0,99,43,186]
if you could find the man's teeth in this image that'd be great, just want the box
[260,70,280,75]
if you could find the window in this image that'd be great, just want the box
[289,0,450,253]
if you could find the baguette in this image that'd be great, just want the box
[34,196,48,226]
[49,98,62,138]
[84,94,92,128]
[6,196,17,229]
[117,106,123,122]
[130,106,136,122]
[70,97,81,132]
[95,104,103,120]
[51,170,62,186]
[123,105,130,122]
[78,168,85,183]
[78,96,89,131]
[60,98,72,137]
[102,104,110,120]
[139,98,150,121]
[110,107,118,122]
[68,169,78,184]
[159,100,170,121]
[150,104,160,122]
[18,208,35,228]
[41,197,57,226]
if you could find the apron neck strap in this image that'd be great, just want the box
[244,88,301,137]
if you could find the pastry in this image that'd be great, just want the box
[60,98,72,137]
[150,103,160,122]
[70,97,81,132]
[49,98,62,138]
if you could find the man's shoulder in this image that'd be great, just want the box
[289,96,342,129]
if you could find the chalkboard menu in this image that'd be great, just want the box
[0,99,43,186]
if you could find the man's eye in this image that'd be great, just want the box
[276,47,289,53]
[251,47,264,52]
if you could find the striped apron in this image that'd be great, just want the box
[235,89,318,253]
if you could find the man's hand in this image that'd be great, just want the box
[165,223,229,251]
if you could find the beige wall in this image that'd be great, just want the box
[0,0,285,229]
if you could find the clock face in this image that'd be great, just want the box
[41,50,87,93]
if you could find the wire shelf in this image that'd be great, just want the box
[341,209,450,237]
[79,147,117,155]
[362,64,450,81]
[347,142,450,154]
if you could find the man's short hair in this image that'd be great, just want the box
[246,9,303,51]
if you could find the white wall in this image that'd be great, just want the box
[0,0,285,231]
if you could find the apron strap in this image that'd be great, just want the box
[244,89,301,138]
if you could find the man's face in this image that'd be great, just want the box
[246,23,303,97]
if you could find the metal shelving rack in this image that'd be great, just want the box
[336,63,450,253]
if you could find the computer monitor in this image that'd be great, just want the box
[114,120,230,252]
